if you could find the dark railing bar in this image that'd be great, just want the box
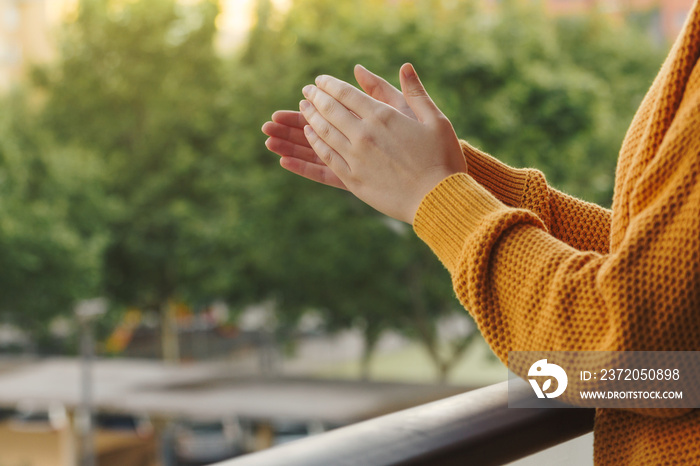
[214,380,595,466]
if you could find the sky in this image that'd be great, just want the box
[218,0,291,49]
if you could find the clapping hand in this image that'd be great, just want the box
[263,64,465,224]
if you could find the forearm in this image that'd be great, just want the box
[461,139,612,254]
[413,171,699,417]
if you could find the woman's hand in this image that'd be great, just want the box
[298,63,465,224]
[261,65,416,190]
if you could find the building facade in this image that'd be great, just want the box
[0,0,65,90]
[484,0,695,43]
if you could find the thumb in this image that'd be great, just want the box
[399,63,441,123]
[356,64,417,120]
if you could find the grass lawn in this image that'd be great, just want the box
[314,336,508,387]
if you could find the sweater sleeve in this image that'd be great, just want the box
[461,140,612,254]
[414,75,700,418]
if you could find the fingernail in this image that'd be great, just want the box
[300,100,310,111]
[402,63,416,79]
[304,125,314,137]
[302,85,314,97]
[315,75,326,86]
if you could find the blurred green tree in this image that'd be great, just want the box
[26,0,665,382]
[36,0,248,360]
[233,0,665,381]
[0,93,107,352]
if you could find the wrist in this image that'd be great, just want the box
[409,166,465,224]
[460,140,529,207]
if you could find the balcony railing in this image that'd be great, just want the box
[214,380,595,466]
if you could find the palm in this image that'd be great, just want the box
[262,65,416,189]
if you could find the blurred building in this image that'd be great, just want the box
[547,0,695,44]
[0,0,267,91]
[0,0,58,90]
[0,0,696,91]
[639,0,698,42]
[484,0,696,44]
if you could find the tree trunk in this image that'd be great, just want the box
[360,325,381,381]
[437,362,450,385]
[160,301,180,363]
[415,327,479,384]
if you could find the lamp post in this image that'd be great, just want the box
[75,298,107,466]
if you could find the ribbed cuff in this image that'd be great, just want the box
[460,140,529,208]
[413,172,509,273]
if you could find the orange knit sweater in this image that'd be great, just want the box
[413,3,700,465]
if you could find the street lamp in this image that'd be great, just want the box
[75,298,107,466]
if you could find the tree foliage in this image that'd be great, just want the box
[37,0,249,314]
[230,0,665,379]
[0,93,106,349]
[0,0,667,378]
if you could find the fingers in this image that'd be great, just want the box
[271,110,307,129]
[303,124,350,177]
[262,120,310,148]
[399,63,443,124]
[354,64,408,113]
[302,84,358,144]
[279,156,347,190]
[265,110,348,187]
[299,95,352,152]
[264,136,320,164]
[313,75,377,120]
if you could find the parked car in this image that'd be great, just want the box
[8,400,68,432]
[96,412,153,438]
[174,417,244,464]
[271,419,325,446]
[0,406,14,421]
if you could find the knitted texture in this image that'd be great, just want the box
[413,2,700,464]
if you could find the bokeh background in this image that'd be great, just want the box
[0,0,692,464]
